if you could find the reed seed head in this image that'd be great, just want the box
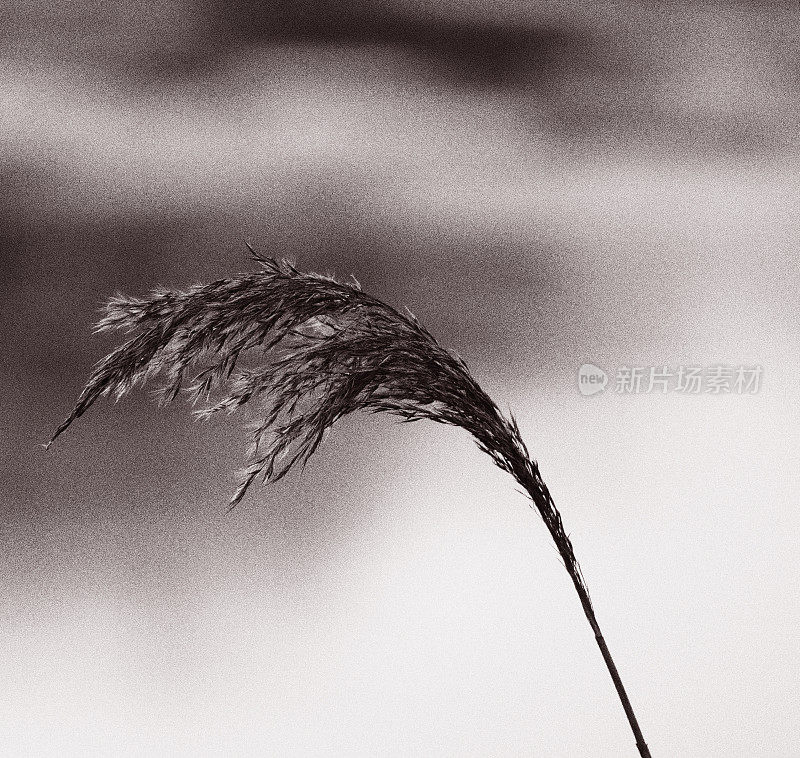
[49,251,584,604]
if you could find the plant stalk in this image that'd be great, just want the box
[519,474,652,758]
[572,566,652,758]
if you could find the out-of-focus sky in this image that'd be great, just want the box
[2,2,799,756]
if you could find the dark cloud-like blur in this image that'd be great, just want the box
[3,2,799,756]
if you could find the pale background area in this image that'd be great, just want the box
[2,2,799,756]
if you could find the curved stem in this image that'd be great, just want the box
[572,570,652,758]
[519,472,652,757]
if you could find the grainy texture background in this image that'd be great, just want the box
[2,2,799,756]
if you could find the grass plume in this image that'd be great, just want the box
[48,251,652,757]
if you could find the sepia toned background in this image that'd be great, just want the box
[2,2,799,756]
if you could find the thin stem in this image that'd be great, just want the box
[572,568,652,758]
[519,472,652,758]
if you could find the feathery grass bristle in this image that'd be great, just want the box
[48,253,583,593]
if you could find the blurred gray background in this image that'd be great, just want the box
[2,2,799,756]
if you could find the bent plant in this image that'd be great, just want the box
[49,252,652,757]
